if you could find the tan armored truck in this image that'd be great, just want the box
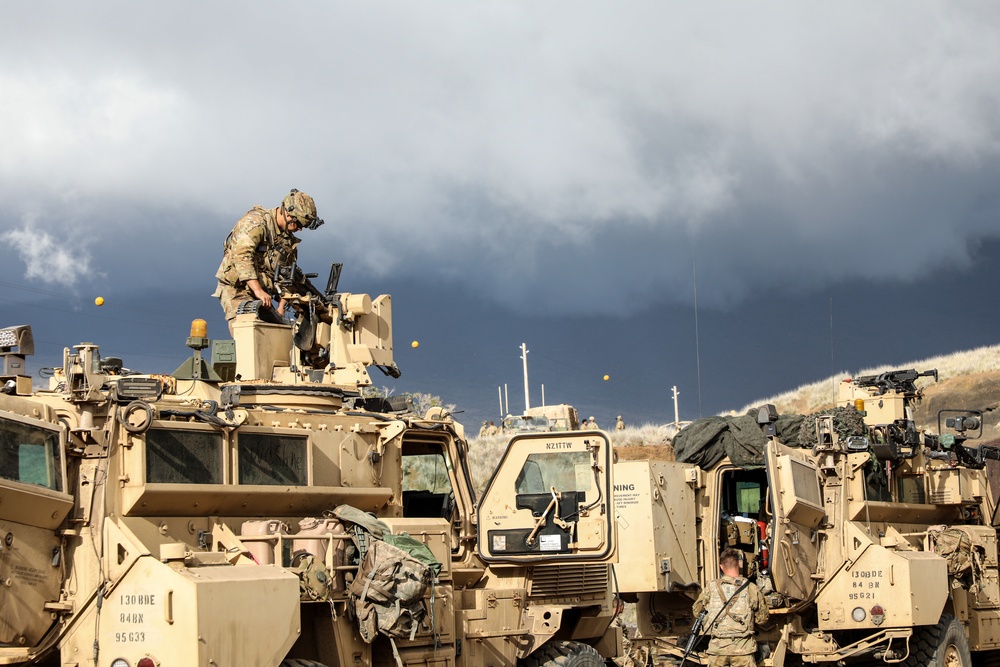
[0,266,620,667]
[523,406,580,432]
[502,405,579,435]
[614,369,1000,667]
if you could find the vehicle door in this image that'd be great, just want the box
[477,431,615,563]
[765,440,824,601]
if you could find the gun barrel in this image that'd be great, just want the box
[980,446,1000,462]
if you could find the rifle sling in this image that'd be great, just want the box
[705,578,752,635]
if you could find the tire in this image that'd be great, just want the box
[280,660,329,667]
[904,615,971,667]
[521,640,605,667]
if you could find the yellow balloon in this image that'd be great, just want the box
[95,296,105,306]
[603,374,610,381]
[411,340,419,348]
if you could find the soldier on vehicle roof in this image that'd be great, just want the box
[214,189,324,335]
[692,547,769,667]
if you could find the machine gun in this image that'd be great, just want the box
[272,261,401,380]
[853,368,938,396]
[274,262,342,317]
[270,262,343,350]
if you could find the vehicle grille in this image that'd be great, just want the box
[529,564,609,598]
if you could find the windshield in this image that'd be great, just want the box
[504,416,550,432]
[0,417,62,491]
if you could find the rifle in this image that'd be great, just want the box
[679,611,706,667]
[681,578,752,666]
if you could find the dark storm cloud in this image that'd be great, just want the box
[2,2,999,315]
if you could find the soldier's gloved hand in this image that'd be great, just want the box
[249,281,272,309]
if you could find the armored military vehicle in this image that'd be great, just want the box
[0,265,620,667]
[501,414,552,434]
[613,368,1000,666]
[524,405,579,432]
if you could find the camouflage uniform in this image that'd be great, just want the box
[692,575,769,667]
[615,416,625,431]
[214,206,300,322]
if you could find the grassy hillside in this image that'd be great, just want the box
[735,343,1000,439]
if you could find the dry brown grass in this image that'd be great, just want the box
[737,344,1000,417]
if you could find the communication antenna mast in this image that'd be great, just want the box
[520,343,530,412]
[693,260,703,417]
[672,385,681,427]
[829,297,836,403]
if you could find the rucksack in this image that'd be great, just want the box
[931,526,982,579]
[348,534,439,642]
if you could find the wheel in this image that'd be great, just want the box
[520,640,605,667]
[904,615,971,667]
[279,660,329,667]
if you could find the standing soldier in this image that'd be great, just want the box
[479,421,490,438]
[615,415,625,431]
[691,547,769,667]
[586,416,599,430]
[214,189,324,335]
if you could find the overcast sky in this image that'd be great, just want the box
[2,2,999,427]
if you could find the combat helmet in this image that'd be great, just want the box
[283,189,324,230]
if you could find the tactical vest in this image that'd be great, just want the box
[218,207,299,290]
[706,578,753,638]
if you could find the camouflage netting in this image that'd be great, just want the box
[795,406,866,449]
[674,406,866,469]
[673,411,804,469]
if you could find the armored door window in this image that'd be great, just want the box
[402,451,454,519]
[0,417,61,491]
[146,428,224,484]
[736,480,763,516]
[516,451,593,496]
[237,433,308,486]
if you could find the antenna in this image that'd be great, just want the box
[672,385,681,427]
[520,343,530,412]
[693,260,703,417]
[829,297,836,403]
